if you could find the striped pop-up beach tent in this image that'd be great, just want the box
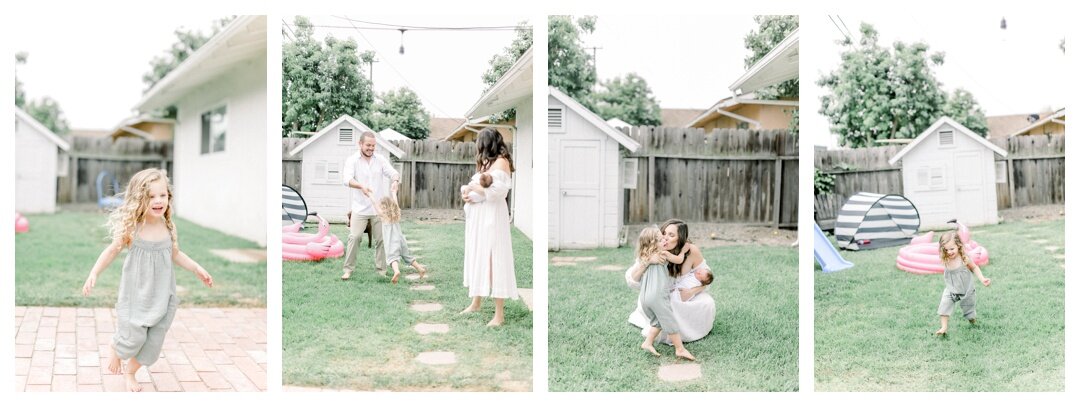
[834,192,920,251]
[281,184,310,228]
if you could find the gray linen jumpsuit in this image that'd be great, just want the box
[639,263,680,335]
[113,232,178,367]
[937,263,977,319]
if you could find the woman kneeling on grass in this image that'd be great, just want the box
[935,231,991,336]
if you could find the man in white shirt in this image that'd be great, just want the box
[341,131,401,280]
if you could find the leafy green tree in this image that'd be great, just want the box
[15,52,28,107]
[588,73,661,126]
[282,16,375,137]
[25,97,70,135]
[366,88,430,139]
[548,15,597,100]
[142,16,236,92]
[943,88,989,136]
[481,21,533,121]
[818,23,985,147]
[744,15,799,99]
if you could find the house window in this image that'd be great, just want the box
[200,105,227,154]
[621,158,638,189]
[548,107,565,133]
[57,152,69,177]
[313,161,327,183]
[995,161,1007,183]
[938,130,954,147]
[736,122,750,130]
[338,128,354,145]
[326,161,341,183]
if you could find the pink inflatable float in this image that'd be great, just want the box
[895,223,988,275]
[283,215,344,261]
[15,212,29,233]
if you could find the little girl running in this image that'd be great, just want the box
[630,227,695,361]
[368,193,427,284]
[935,231,991,335]
[81,168,213,392]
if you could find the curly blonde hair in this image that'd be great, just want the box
[378,196,401,224]
[105,168,178,251]
[637,227,664,265]
[938,231,969,266]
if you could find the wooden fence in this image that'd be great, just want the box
[624,127,798,227]
[59,137,173,204]
[814,134,1065,228]
[282,137,481,210]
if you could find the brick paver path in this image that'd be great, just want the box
[15,306,266,392]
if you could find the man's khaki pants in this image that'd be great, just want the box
[343,212,385,275]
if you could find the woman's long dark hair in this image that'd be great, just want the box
[660,219,689,277]
[476,127,515,172]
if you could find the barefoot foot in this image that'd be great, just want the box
[391,271,400,284]
[968,318,977,325]
[675,348,696,361]
[486,316,504,327]
[459,306,480,315]
[106,349,122,375]
[934,327,948,335]
[640,342,660,356]
[340,270,352,281]
[415,263,428,279]
[124,374,142,392]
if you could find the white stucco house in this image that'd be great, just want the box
[14,106,71,214]
[888,117,1008,229]
[460,46,534,239]
[134,15,267,246]
[287,115,405,223]
[548,86,641,250]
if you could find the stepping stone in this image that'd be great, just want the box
[416,351,456,365]
[551,262,576,267]
[409,284,436,291]
[595,265,624,271]
[411,247,423,252]
[1032,239,1049,244]
[658,364,702,382]
[413,323,449,335]
[209,249,267,264]
[1046,246,1060,252]
[501,380,530,391]
[405,274,422,281]
[571,257,597,262]
[1054,254,1065,260]
[518,289,533,311]
[410,302,443,313]
[550,257,577,262]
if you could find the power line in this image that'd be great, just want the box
[303,24,524,32]
[828,15,851,44]
[836,15,854,40]
[281,19,297,41]
[333,17,528,31]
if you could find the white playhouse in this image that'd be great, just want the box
[888,117,1008,229]
[548,86,642,250]
[287,115,406,223]
[14,106,71,214]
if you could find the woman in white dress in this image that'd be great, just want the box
[627,219,716,343]
[459,128,517,326]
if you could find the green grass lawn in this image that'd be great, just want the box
[15,211,266,307]
[548,245,798,391]
[282,220,533,391]
[815,219,1065,391]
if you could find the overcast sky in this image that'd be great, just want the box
[296,15,528,119]
[584,15,762,109]
[803,14,1068,148]
[14,15,225,130]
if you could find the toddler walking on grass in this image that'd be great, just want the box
[81,168,213,391]
[935,231,991,335]
[630,227,695,361]
[367,192,427,284]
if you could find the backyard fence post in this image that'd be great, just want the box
[773,156,782,228]
[69,156,79,205]
[1007,157,1015,209]
[648,155,655,224]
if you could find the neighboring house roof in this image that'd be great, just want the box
[442,116,515,142]
[986,113,1039,138]
[549,86,640,152]
[465,46,533,119]
[288,115,405,158]
[135,16,267,111]
[888,116,1007,165]
[684,92,799,128]
[107,115,175,140]
[378,128,410,142]
[660,108,705,127]
[68,128,111,138]
[429,117,466,139]
[14,106,70,151]
[730,28,799,95]
[1008,108,1065,137]
[606,118,632,129]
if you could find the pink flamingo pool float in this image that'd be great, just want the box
[895,222,988,275]
[282,214,344,261]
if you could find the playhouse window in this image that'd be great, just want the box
[995,161,1007,183]
[200,105,227,154]
[621,158,638,189]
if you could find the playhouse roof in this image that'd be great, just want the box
[287,115,405,158]
[135,16,266,111]
[730,28,799,95]
[14,106,70,151]
[465,46,533,119]
[548,86,640,152]
[888,117,1008,165]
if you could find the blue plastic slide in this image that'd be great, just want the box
[814,223,854,273]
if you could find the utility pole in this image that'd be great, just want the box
[366,58,379,88]
[586,46,602,90]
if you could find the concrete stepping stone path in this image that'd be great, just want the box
[413,323,450,335]
[416,352,456,365]
[405,274,422,281]
[595,265,624,271]
[409,302,443,313]
[409,284,436,291]
[658,364,702,382]
[517,289,533,311]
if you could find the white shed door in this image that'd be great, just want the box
[559,140,601,248]
[953,152,985,224]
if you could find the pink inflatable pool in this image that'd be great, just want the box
[895,224,988,275]
[15,212,29,233]
[283,215,344,261]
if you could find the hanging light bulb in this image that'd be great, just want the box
[399,29,406,55]
[1000,17,1007,30]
